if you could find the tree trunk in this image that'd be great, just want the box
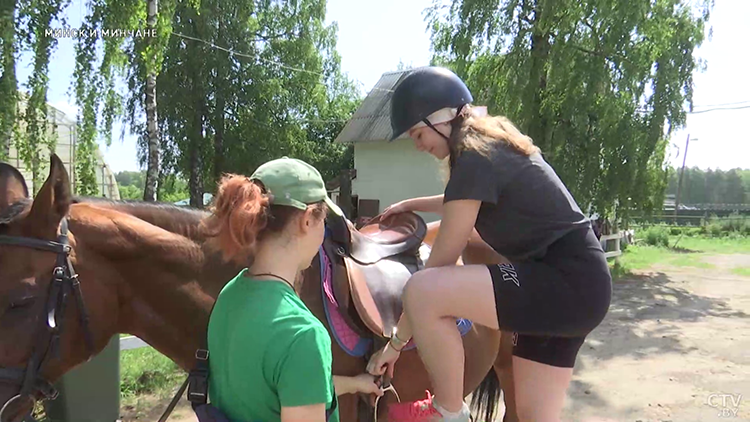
[143,0,159,201]
[212,18,226,185]
[188,109,203,209]
[0,0,17,159]
[524,0,552,151]
[213,93,225,183]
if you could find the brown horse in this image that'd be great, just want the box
[0,155,514,422]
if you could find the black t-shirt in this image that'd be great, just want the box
[443,143,590,261]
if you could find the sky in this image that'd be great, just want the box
[15,0,750,173]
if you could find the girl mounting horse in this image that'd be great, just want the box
[367,67,612,422]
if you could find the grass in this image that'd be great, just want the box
[609,234,749,279]
[732,267,750,277]
[672,235,750,254]
[120,347,185,399]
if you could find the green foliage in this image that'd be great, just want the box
[157,173,189,203]
[642,225,670,247]
[143,0,360,207]
[700,213,750,237]
[118,184,142,200]
[13,0,69,193]
[0,0,17,160]
[115,169,189,203]
[72,7,101,196]
[120,347,184,398]
[666,166,750,204]
[426,0,713,219]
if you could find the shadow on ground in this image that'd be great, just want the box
[580,271,748,362]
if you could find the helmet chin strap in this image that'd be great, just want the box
[422,118,451,142]
[420,104,466,142]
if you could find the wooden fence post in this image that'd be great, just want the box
[338,169,353,219]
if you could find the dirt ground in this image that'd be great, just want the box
[121,253,750,422]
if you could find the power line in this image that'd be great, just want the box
[692,100,750,109]
[688,104,750,114]
[170,31,395,95]
[170,32,750,119]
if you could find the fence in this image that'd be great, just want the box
[629,214,749,228]
[600,230,632,259]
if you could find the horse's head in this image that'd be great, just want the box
[0,155,89,422]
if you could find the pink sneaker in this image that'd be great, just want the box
[388,390,443,422]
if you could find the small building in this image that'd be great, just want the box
[6,99,120,199]
[334,69,446,223]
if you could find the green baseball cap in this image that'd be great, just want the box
[250,156,343,216]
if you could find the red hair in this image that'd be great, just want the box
[202,174,327,265]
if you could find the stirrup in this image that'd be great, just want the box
[373,375,400,422]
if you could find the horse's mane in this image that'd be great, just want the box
[73,197,211,241]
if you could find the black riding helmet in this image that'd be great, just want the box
[389,67,473,141]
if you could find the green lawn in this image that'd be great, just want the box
[610,235,749,279]
[120,347,185,399]
[732,267,750,277]
[671,235,750,254]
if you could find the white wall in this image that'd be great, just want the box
[352,139,446,223]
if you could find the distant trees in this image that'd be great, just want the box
[667,167,750,205]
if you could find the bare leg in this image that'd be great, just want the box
[402,265,500,413]
[513,356,573,421]
[403,264,575,421]
[496,331,519,422]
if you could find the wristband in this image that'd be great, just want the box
[389,338,405,352]
[392,332,409,345]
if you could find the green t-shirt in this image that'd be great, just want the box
[207,269,339,422]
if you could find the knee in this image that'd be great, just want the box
[402,270,436,316]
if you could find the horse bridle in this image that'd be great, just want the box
[0,218,94,422]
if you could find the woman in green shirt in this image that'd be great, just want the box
[202,157,382,422]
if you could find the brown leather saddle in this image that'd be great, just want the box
[324,212,429,339]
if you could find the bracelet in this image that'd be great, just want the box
[389,332,409,352]
[389,338,405,352]
[392,332,409,345]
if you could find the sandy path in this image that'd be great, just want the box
[120,253,750,422]
[560,253,750,421]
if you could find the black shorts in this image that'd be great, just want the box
[488,226,612,368]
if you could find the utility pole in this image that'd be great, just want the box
[674,134,697,221]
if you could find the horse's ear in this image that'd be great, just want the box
[0,161,29,212]
[27,154,71,238]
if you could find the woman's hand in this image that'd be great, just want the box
[381,200,412,220]
[366,342,402,379]
[349,373,384,397]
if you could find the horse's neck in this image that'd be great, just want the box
[69,203,240,369]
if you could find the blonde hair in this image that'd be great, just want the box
[447,106,540,170]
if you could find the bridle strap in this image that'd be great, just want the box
[0,369,57,401]
[0,236,69,254]
[0,218,94,422]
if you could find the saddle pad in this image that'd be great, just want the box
[319,243,473,356]
[319,246,372,357]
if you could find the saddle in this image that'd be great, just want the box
[324,212,428,339]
